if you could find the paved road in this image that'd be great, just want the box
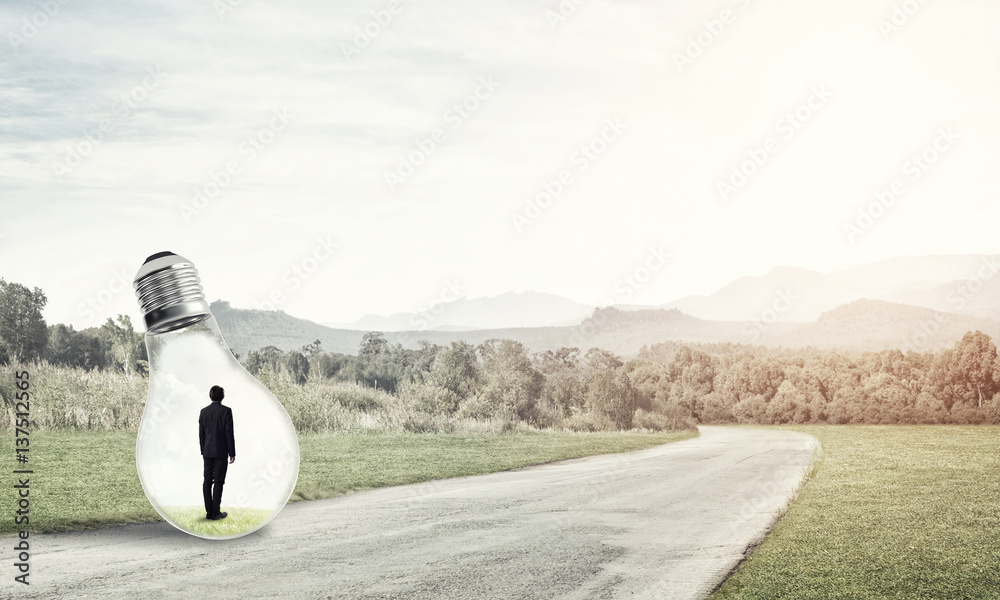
[8,427,818,600]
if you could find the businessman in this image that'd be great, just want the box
[199,385,236,521]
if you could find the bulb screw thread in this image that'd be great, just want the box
[133,252,211,333]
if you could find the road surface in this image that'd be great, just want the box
[8,427,818,599]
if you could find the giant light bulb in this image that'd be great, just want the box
[132,251,299,539]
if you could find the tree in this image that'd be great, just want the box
[985,392,1000,424]
[534,347,580,374]
[431,341,481,403]
[783,364,828,423]
[544,373,585,415]
[0,279,49,362]
[621,359,661,412]
[584,370,639,429]
[716,353,784,418]
[45,324,105,370]
[355,332,405,392]
[923,332,1000,412]
[732,394,769,424]
[100,315,142,379]
[584,347,623,371]
[300,339,323,359]
[286,351,310,385]
[915,391,948,423]
[534,347,585,417]
[246,345,285,375]
[359,332,390,361]
[665,347,716,422]
[463,339,543,421]
[950,331,999,409]
[312,352,353,380]
[765,380,807,425]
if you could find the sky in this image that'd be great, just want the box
[1,0,999,330]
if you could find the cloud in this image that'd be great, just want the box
[1,0,999,328]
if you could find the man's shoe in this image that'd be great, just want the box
[210,512,228,520]
[206,513,213,520]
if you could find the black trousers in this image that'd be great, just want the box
[203,457,229,517]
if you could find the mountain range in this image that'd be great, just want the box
[655,254,1000,322]
[325,291,594,332]
[210,254,1000,358]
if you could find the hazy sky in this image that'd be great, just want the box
[2,0,999,329]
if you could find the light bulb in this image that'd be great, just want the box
[132,251,299,539]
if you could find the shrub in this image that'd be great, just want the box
[632,408,669,431]
[949,407,988,425]
[584,370,638,429]
[398,382,460,414]
[560,410,616,432]
[698,392,734,424]
[456,394,516,422]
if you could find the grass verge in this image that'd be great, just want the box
[1,429,696,535]
[713,425,1000,599]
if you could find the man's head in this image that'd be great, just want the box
[209,385,225,402]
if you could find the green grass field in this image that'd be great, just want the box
[713,425,1000,600]
[160,506,274,538]
[0,429,695,535]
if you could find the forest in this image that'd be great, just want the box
[3,277,1000,431]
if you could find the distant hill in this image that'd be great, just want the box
[830,254,997,289]
[326,291,594,332]
[875,273,1000,322]
[212,301,367,356]
[212,300,747,357]
[211,298,1000,359]
[773,299,1000,352]
[658,266,863,322]
[653,254,1000,323]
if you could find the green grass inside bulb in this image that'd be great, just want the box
[161,506,275,537]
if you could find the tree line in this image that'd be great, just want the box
[5,277,1000,429]
[0,279,147,377]
[244,333,662,430]
[243,329,1000,428]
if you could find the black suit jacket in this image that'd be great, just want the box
[199,401,236,459]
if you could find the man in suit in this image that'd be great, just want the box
[199,385,236,521]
